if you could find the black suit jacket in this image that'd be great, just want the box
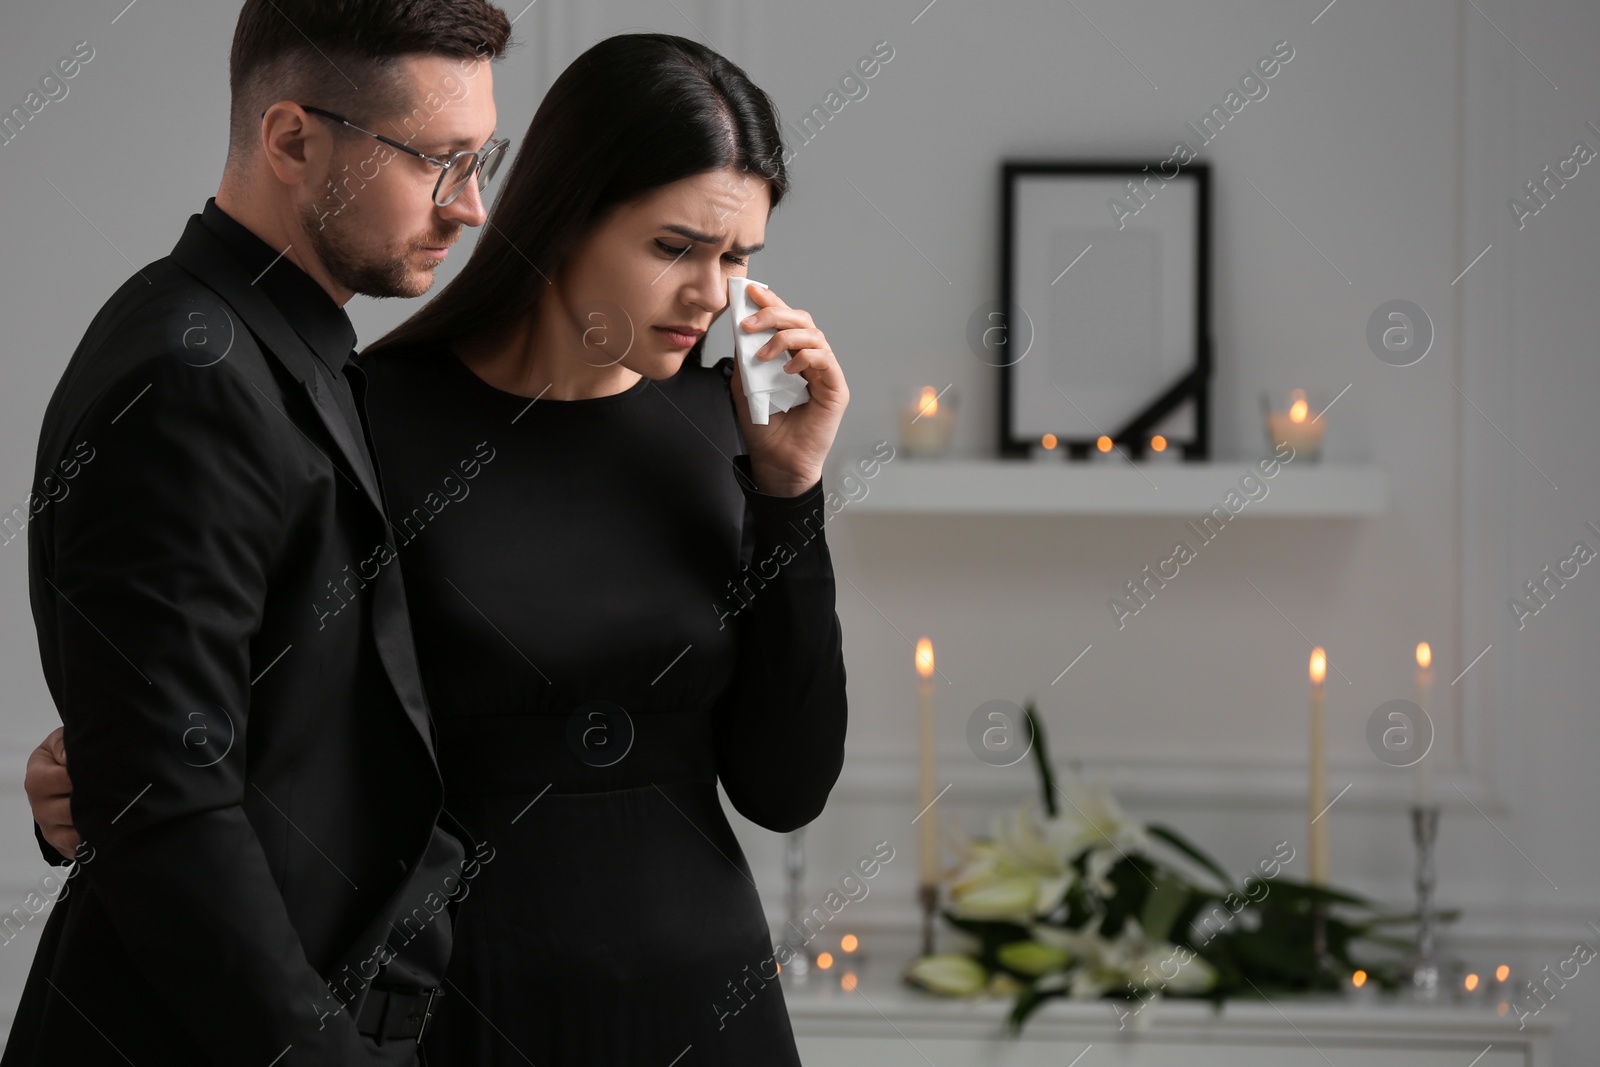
[4,213,454,1064]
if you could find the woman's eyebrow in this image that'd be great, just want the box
[662,223,764,257]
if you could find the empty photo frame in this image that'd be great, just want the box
[998,161,1212,459]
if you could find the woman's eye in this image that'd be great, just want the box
[655,240,748,267]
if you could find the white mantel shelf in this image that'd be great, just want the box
[839,461,1388,517]
[784,973,1558,1066]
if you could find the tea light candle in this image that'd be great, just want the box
[1487,964,1513,1012]
[1343,968,1376,1001]
[1090,435,1123,464]
[1143,434,1180,463]
[900,386,956,457]
[1263,389,1325,460]
[1031,433,1063,462]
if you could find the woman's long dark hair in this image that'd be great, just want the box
[369,33,790,355]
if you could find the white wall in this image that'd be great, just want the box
[0,0,1595,1060]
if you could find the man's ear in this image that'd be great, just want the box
[259,102,321,190]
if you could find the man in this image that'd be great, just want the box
[4,1,511,1062]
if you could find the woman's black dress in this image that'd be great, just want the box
[360,344,848,1065]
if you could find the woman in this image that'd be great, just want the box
[29,32,849,1066]
[358,31,849,1064]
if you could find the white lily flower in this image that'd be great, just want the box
[905,953,989,997]
[945,802,1083,922]
[951,875,1046,922]
[1055,776,1151,897]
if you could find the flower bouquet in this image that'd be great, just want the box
[904,703,1452,1032]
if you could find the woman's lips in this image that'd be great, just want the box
[652,326,703,348]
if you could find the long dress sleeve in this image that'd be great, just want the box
[710,452,848,833]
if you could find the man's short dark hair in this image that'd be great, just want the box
[228,0,512,161]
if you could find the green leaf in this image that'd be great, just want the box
[1361,908,1462,927]
[1252,878,1372,909]
[1024,701,1057,817]
[1147,825,1233,891]
[1007,985,1063,1034]
[1140,873,1191,944]
[1362,934,1418,953]
[1228,926,1320,984]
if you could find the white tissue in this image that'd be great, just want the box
[709,276,811,425]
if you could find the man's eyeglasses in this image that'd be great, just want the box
[299,104,508,208]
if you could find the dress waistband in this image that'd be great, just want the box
[436,702,718,796]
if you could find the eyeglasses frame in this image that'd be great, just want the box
[296,104,508,207]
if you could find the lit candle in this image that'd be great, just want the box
[1343,968,1376,1001]
[1414,642,1434,806]
[1265,389,1326,458]
[1309,647,1330,886]
[916,638,938,887]
[1090,435,1122,464]
[1143,433,1179,463]
[900,387,956,457]
[1489,965,1513,1013]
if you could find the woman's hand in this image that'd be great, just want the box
[729,284,848,497]
[26,727,78,860]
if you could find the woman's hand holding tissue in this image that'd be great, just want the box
[730,282,849,497]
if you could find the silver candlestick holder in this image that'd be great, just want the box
[1407,804,1443,1001]
[781,828,814,982]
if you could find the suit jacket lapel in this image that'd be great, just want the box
[168,217,440,763]
[169,217,386,519]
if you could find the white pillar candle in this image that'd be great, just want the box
[1309,647,1330,886]
[1414,642,1434,806]
[916,638,939,887]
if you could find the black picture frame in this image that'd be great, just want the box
[997,161,1212,460]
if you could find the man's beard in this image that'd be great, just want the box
[301,204,459,300]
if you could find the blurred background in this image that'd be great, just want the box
[0,0,1596,1062]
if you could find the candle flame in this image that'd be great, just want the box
[1416,641,1432,669]
[1151,434,1167,453]
[1465,973,1480,992]
[1351,969,1368,988]
[841,934,859,953]
[1310,647,1327,685]
[1040,433,1057,450]
[817,952,834,970]
[1289,388,1309,424]
[918,386,939,417]
[915,637,934,678]
[1096,435,1113,453]
[1496,965,1510,982]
